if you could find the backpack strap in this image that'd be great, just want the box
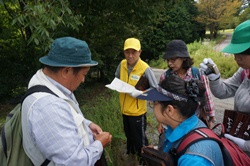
[176,127,220,154]
[165,67,200,80]
[191,67,200,80]
[165,69,172,77]
[21,85,58,104]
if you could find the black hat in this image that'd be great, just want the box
[162,40,190,59]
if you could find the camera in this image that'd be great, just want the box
[204,63,220,75]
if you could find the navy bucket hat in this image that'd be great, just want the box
[39,37,98,67]
[162,40,190,59]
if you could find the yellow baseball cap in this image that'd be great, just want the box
[124,38,141,51]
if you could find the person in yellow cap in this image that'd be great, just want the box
[200,20,250,152]
[115,37,158,164]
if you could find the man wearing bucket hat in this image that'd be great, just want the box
[200,20,250,152]
[22,37,112,165]
[114,37,158,164]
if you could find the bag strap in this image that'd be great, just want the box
[165,69,172,77]
[21,85,58,104]
[191,67,200,80]
[165,67,200,80]
[176,127,221,154]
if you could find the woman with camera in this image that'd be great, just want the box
[138,75,224,166]
[157,39,216,133]
[200,20,250,152]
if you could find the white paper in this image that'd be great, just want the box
[105,78,136,93]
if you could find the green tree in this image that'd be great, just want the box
[142,0,204,60]
[239,7,250,23]
[196,0,242,39]
[0,0,82,100]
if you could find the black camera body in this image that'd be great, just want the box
[204,63,220,75]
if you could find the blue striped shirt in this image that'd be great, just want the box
[27,76,102,166]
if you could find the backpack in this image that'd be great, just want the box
[172,123,250,166]
[0,85,57,166]
[141,146,174,166]
[165,67,200,80]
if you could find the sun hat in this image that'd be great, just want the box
[137,75,204,102]
[162,40,190,59]
[222,20,250,54]
[39,37,98,67]
[124,38,141,51]
[137,75,189,102]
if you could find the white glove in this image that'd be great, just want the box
[224,134,249,151]
[129,89,143,98]
[200,58,220,81]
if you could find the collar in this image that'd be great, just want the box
[245,69,250,79]
[165,114,199,143]
[46,76,77,102]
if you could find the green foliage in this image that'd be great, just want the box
[6,0,83,51]
[149,41,238,78]
[239,7,250,23]
[142,1,205,60]
[0,0,212,101]
[0,0,83,101]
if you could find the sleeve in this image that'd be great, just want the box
[178,154,213,166]
[115,62,121,78]
[201,73,215,117]
[209,68,243,99]
[245,140,250,152]
[144,67,158,88]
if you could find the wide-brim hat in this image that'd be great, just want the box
[222,20,250,54]
[124,38,141,51]
[39,37,98,67]
[162,40,190,59]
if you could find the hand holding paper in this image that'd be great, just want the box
[129,89,143,98]
[105,78,144,98]
[105,78,135,93]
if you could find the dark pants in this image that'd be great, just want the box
[123,113,148,160]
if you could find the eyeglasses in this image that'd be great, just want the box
[165,57,179,63]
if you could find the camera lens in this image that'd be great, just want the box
[204,64,215,75]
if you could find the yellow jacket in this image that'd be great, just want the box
[119,59,148,116]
